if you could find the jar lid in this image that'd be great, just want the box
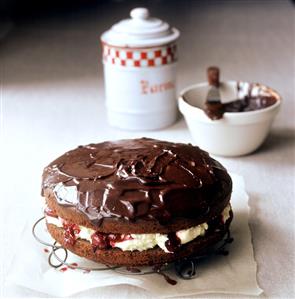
[101,7,180,48]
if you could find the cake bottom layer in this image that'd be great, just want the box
[46,214,232,267]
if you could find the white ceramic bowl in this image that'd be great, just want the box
[178,81,281,157]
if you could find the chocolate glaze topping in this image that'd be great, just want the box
[42,138,232,226]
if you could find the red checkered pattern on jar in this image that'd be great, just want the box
[102,44,177,67]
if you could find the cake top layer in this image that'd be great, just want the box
[42,138,232,225]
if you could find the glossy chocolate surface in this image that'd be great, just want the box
[42,138,232,225]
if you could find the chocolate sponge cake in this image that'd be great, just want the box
[42,138,233,266]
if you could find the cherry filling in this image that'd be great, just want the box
[91,232,108,250]
[165,233,181,252]
[91,232,133,251]
[47,209,229,252]
[44,206,58,218]
[108,233,133,247]
[62,221,81,246]
[50,214,133,249]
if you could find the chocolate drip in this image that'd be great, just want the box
[42,138,231,225]
[158,272,177,285]
[165,233,181,252]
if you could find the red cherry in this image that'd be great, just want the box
[63,223,80,246]
[91,232,109,250]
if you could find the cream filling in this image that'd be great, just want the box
[45,203,231,253]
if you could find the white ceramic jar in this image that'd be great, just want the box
[101,8,180,130]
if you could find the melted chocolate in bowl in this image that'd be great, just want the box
[203,82,278,120]
[204,95,277,120]
[42,138,232,226]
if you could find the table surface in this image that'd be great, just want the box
[1,0,294,298]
